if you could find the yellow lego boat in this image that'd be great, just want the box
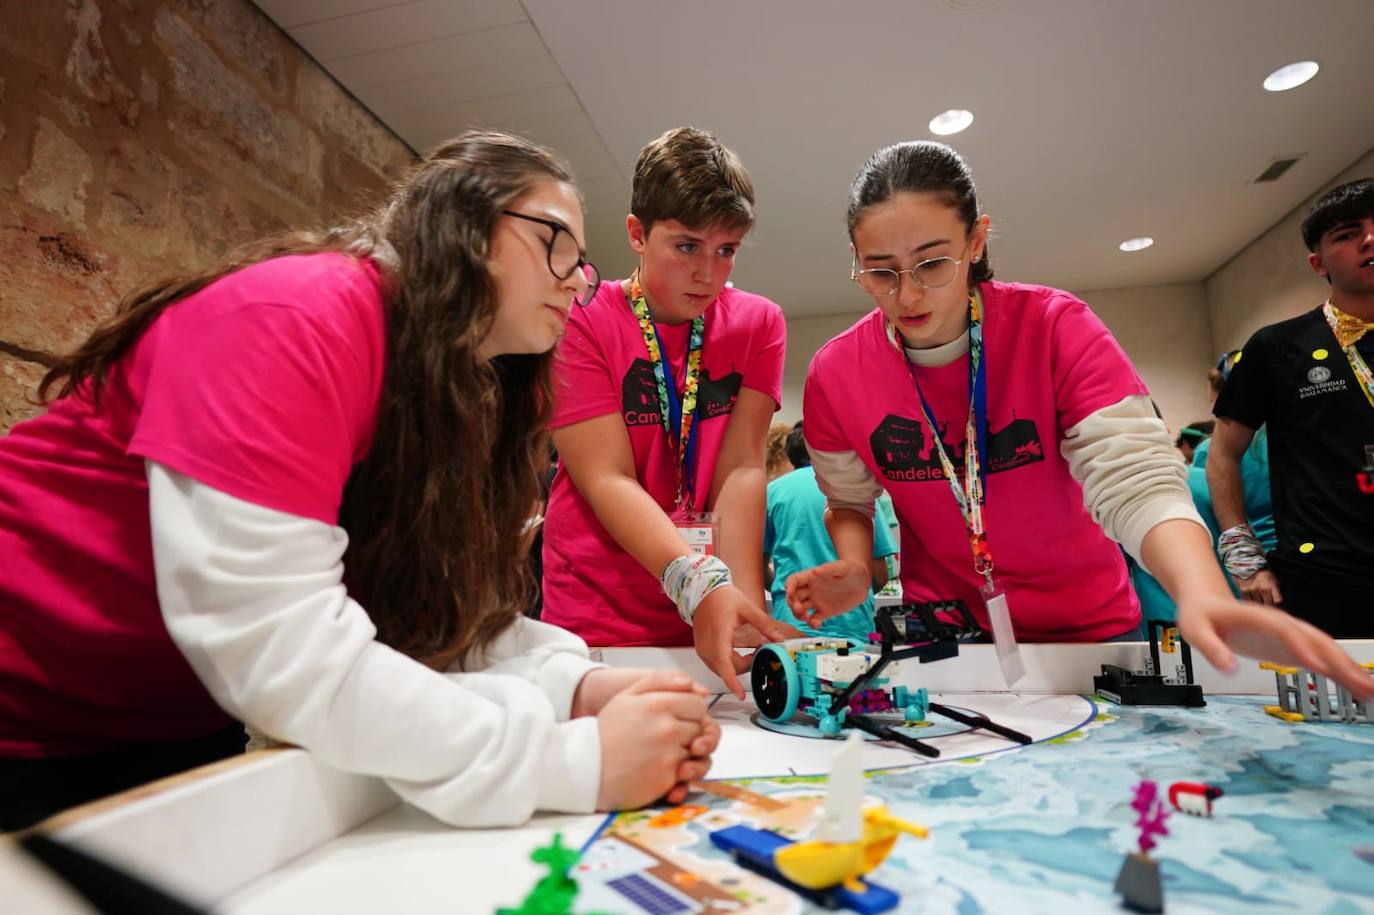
[773,734,928,891]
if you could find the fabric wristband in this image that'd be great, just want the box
[1218,524,1268,579]
[660,554,732,626]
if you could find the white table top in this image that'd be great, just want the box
[25,641,1373,914]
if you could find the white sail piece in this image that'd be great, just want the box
[815,731,864,843]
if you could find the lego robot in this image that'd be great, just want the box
[750,602,1031,757]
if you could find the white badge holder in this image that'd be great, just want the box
[672,510,718,557]
[982,578,1024,688]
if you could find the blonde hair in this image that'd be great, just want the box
[765,422,793,480]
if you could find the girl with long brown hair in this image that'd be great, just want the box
[0,130,718,832]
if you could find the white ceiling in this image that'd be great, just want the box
[254,0,1374,318]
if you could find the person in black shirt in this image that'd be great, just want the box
[1209,178,1374,637]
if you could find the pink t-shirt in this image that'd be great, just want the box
[0,253,386,757]
[542,280,786,646]
[805,281,1147,642]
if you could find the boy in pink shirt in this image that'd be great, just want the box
[787,141,1373,698]
[544,128,789,697]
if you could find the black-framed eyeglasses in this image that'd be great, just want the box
[851,254,963,296]
[501,210,600,306]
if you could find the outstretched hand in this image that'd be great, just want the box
[732,619,805,648]
[1177,594,1373,702]
[692,584,788,700]
[785,559,869,627]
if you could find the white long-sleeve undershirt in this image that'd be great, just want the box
[147,461,602,827]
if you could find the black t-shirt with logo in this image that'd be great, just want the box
[1214,305,1374,592]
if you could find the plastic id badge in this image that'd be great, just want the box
[982,578,1025,688]
[672,510,718,556]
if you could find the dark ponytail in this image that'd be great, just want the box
[846,141,992,285]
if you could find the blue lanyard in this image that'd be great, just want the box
[904,338,988,490]
[649,317,702,506]
[901,293,994,579]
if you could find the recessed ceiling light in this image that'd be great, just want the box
[929,109,974,136]
[1263,60,1319,92]
[1119,237,1154,253]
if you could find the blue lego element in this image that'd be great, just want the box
[708,825,901,913]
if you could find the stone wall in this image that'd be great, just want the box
[0,0,415,430]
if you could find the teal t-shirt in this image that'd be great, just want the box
[1189,432,1277,548]
[876,491,899,539]
[1128,553,1178,625]
[1131,429,1277,621]
[764,466,898,641]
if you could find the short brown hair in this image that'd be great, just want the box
[631,127,755,235]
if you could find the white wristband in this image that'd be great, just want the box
[660,554,732,626]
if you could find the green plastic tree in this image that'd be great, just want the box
[495,833,610,915]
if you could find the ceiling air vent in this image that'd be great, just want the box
[941,0,1003,10]
[1253,155,1304,183]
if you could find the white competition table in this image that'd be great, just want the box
[10,641,1373,914]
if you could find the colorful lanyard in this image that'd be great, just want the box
[901,292,994,585]
[1323,301,1374,410]
[628,272,705,510]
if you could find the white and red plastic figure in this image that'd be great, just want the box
[1168,782,1223,817]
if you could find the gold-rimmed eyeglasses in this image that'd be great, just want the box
[851,255,963,296]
